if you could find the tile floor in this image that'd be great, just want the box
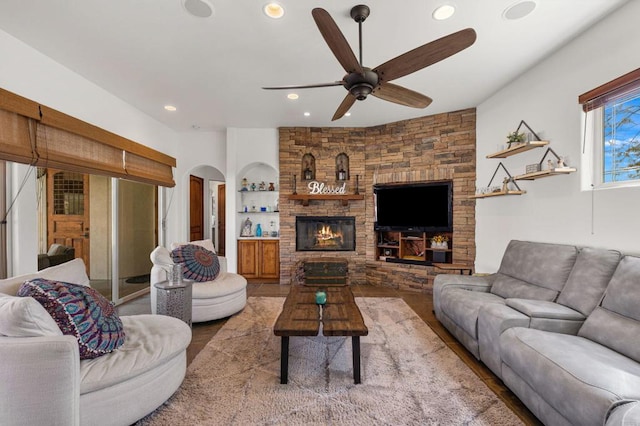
[118,283,542,426]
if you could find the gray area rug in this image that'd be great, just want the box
[137,296,524,425]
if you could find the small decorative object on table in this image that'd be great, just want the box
[315,290,327,305]
[431,235,449,249]
[241,177,249,191]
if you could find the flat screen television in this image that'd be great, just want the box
[373,181,452,232]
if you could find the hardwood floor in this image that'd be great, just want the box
[120,283,542,425]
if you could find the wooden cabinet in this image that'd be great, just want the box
[376,231,452,265]
[237,238,279,281]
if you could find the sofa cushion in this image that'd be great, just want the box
[557,247,622,316]
[491,240,578,300]
[506,299,586,321]
[0,258,90,298]
[171,244,220,282]
[170,239,215,253]
[440,288,506,339]
[579,255,640,363]
[17,278,126,359]
[0,293,62,337]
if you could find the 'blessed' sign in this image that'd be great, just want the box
[307,180,347,194]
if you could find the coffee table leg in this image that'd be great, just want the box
[280,336,289,384]
[352,336,362,384]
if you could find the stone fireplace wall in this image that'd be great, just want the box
[278,108,476,292]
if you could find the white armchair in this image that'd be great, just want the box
[150,239,247,323]
[0,259,191,426]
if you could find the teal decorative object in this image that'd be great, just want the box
[315,290,327,305]
[256,224,262,237]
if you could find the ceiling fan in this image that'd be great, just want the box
[262,4,477,121]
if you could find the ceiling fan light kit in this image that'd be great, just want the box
[262,4,476,121]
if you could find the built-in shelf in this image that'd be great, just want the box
[515,167,577,181]
[287,194,364,206]
[486,141,549,159]
[472,190,526,198]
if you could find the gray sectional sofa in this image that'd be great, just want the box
[433,240,640,426]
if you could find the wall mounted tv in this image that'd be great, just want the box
[373,181,453,232]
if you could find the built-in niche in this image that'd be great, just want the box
[301,153,315,181]
[335,152,349,181]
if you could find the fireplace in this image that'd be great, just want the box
[296,216,355,251]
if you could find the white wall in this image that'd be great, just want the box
[0,29,228,275]
[226,128,279,271]
[475,1,640,272]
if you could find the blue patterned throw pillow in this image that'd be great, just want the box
[17,278,126,359]
[171,244,220,282]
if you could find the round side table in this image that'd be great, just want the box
[154,280,193,327]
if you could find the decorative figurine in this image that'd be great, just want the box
[502,177,510,193]
[259,181,266,191]
[268,182,275,191]
[240,217,252,237]
[241,177,249,191]
[250,182,257,191]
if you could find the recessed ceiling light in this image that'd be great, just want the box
[304,112,310,117]
[432,4,455,21]
[287,93,299,100]
[164,105,177,111]
[264,3,284,19]
[503,1,536,20]
[182,0,214,18]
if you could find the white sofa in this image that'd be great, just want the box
[0,258,192,426]
[150,239,247,322]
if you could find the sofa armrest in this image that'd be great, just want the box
[218,256,228,274]
[433,273,496,318]
[0,335,80,426]
[505,298,586,335]
[606,401,640,426]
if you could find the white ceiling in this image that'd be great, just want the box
[0,0,629,132]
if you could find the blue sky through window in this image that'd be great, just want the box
[603,93,640,182]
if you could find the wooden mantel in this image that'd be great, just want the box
[287,194,365,206]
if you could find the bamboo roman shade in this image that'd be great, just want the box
[578,68,640,112]
[0,88,176,187]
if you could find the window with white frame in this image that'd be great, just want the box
[580,69,640,188]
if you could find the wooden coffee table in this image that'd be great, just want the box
[273,285,368,384]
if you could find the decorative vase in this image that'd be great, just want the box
[256,224,262,237]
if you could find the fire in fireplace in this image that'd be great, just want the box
[296,216,355,251]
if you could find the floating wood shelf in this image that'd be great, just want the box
[515,167,577,181]
[287,194,364,206]
[472,190,526,198]
[486,141,549,159]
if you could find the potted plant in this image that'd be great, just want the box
[506,131,526,146]
[431,235,449,249]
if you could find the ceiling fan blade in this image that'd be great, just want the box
[262,81,343,90]
[332,94,356,121]
[373,28,477,83]
[372,83,432,108]
[312,8,363,74]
